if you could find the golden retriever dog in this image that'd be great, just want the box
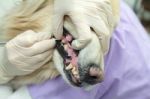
[0,0,119,89]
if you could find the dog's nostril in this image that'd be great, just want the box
[89,75,98,80]
[89,67,101,77]
[83,66,104,84]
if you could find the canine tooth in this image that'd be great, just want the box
[64,44,68,50]
[73,71,78,75]
[71,67,76,73]
[74,74,80,79]
[66,64,73,70]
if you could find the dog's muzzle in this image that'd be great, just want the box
[55,28,103,87]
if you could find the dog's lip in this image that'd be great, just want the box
[70,71,81,86]
[64,67,82,86]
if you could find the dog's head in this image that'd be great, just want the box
[53,27,104,89]
[1,0,106,89]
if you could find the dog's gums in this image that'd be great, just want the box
[56,30,81,85]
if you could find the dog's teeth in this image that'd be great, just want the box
[71,67,76,73]
[66,64,73,70]
[64,44,68,50]
[73,71,78,75]
[74,75,80,79]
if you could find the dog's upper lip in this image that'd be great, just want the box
[64,68,82,86]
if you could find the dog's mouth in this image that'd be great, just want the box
[55,28,104,88]
[56,29,81,86]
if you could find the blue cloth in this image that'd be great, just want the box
[27,1,150,99]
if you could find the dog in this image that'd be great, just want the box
[0,0,119,89]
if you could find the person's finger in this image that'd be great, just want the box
[33,52,53,70]
[89,16,110,37]
[19,51,53,73]
[28,38,56,56]
[20,50,52,66]
[70,12,92,50]
[14,30,39,47]
[36,32,52,41]
[8,38,55,56]
[90,16,111,54]
[52,12,64,40]
[64,17,78,39]
[32,50,53,64]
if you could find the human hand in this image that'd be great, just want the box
[1,30,55,76]
[53,0,118,53]
[53,0,92,50]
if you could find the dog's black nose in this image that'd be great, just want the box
[83,66,104,85]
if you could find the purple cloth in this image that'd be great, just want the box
[28,1,150,99]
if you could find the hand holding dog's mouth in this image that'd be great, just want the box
[55,29,104,87]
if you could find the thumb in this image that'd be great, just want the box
[52,12,64,40]
[70,13,92,50]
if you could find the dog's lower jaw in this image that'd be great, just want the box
[53,50,72,85]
